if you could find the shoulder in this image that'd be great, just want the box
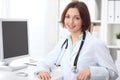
[55,36,68,48]
[85,32,106,48]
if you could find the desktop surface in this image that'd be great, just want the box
[0,66,36,80]
[0,65,63,80]
[0,57,62,80]
[0,57,37,80]
[0,71,28,80]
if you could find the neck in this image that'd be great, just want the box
[71,31,83,44]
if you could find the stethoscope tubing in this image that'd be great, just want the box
[54,32,86,73]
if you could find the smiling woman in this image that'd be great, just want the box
[35,1,118,80]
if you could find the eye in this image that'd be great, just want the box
[74,16,80,20]
[65,15,70,19]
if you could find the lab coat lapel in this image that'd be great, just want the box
[61,45,72,80]
[67,45,79,80]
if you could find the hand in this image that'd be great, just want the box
[77,67,90,80]
[38,71,51,80]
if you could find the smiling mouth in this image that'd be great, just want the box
[68,26,75,29]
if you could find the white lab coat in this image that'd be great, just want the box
[35,32,118,80]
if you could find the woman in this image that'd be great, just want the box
[35,1,118,80]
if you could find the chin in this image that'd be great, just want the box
[68,30,75,33]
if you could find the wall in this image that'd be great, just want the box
[0,0,59,59]
[44,0,59,55]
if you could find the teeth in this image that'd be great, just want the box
[70,26,74,28]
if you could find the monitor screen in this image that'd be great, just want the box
[0,19,29,64]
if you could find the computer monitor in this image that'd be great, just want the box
[0,19,29,66]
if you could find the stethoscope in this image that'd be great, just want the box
[54,32,86,73]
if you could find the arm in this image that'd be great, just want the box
[90,41,118,80]
[34,39,65,79]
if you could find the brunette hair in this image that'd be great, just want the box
[60,1,91,32]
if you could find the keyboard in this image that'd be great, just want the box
[0,65,28,71]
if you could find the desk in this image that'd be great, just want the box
[0,65,63,80]
[0,66,37,80]
[0,56,63,80]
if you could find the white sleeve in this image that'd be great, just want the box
[89,41,118,80]
[34,39,65,75]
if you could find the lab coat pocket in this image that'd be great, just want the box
[78,57,97,69]
[71,71,77,80]
[50,66,64,80]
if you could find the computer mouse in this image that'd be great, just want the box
[16,72,28,77]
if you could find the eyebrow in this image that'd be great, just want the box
[65,14,80,17]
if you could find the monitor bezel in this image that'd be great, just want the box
[0,19,30,65]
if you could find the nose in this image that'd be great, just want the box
[69,18,74,25]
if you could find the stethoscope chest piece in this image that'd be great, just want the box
[71,66,78,74]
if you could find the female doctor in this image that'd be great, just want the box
[35,1,118,80]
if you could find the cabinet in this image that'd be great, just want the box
[74,0,120,48]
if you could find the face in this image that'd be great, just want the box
[64,8,82,34]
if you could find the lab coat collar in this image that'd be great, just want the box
[66,33,84,58]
